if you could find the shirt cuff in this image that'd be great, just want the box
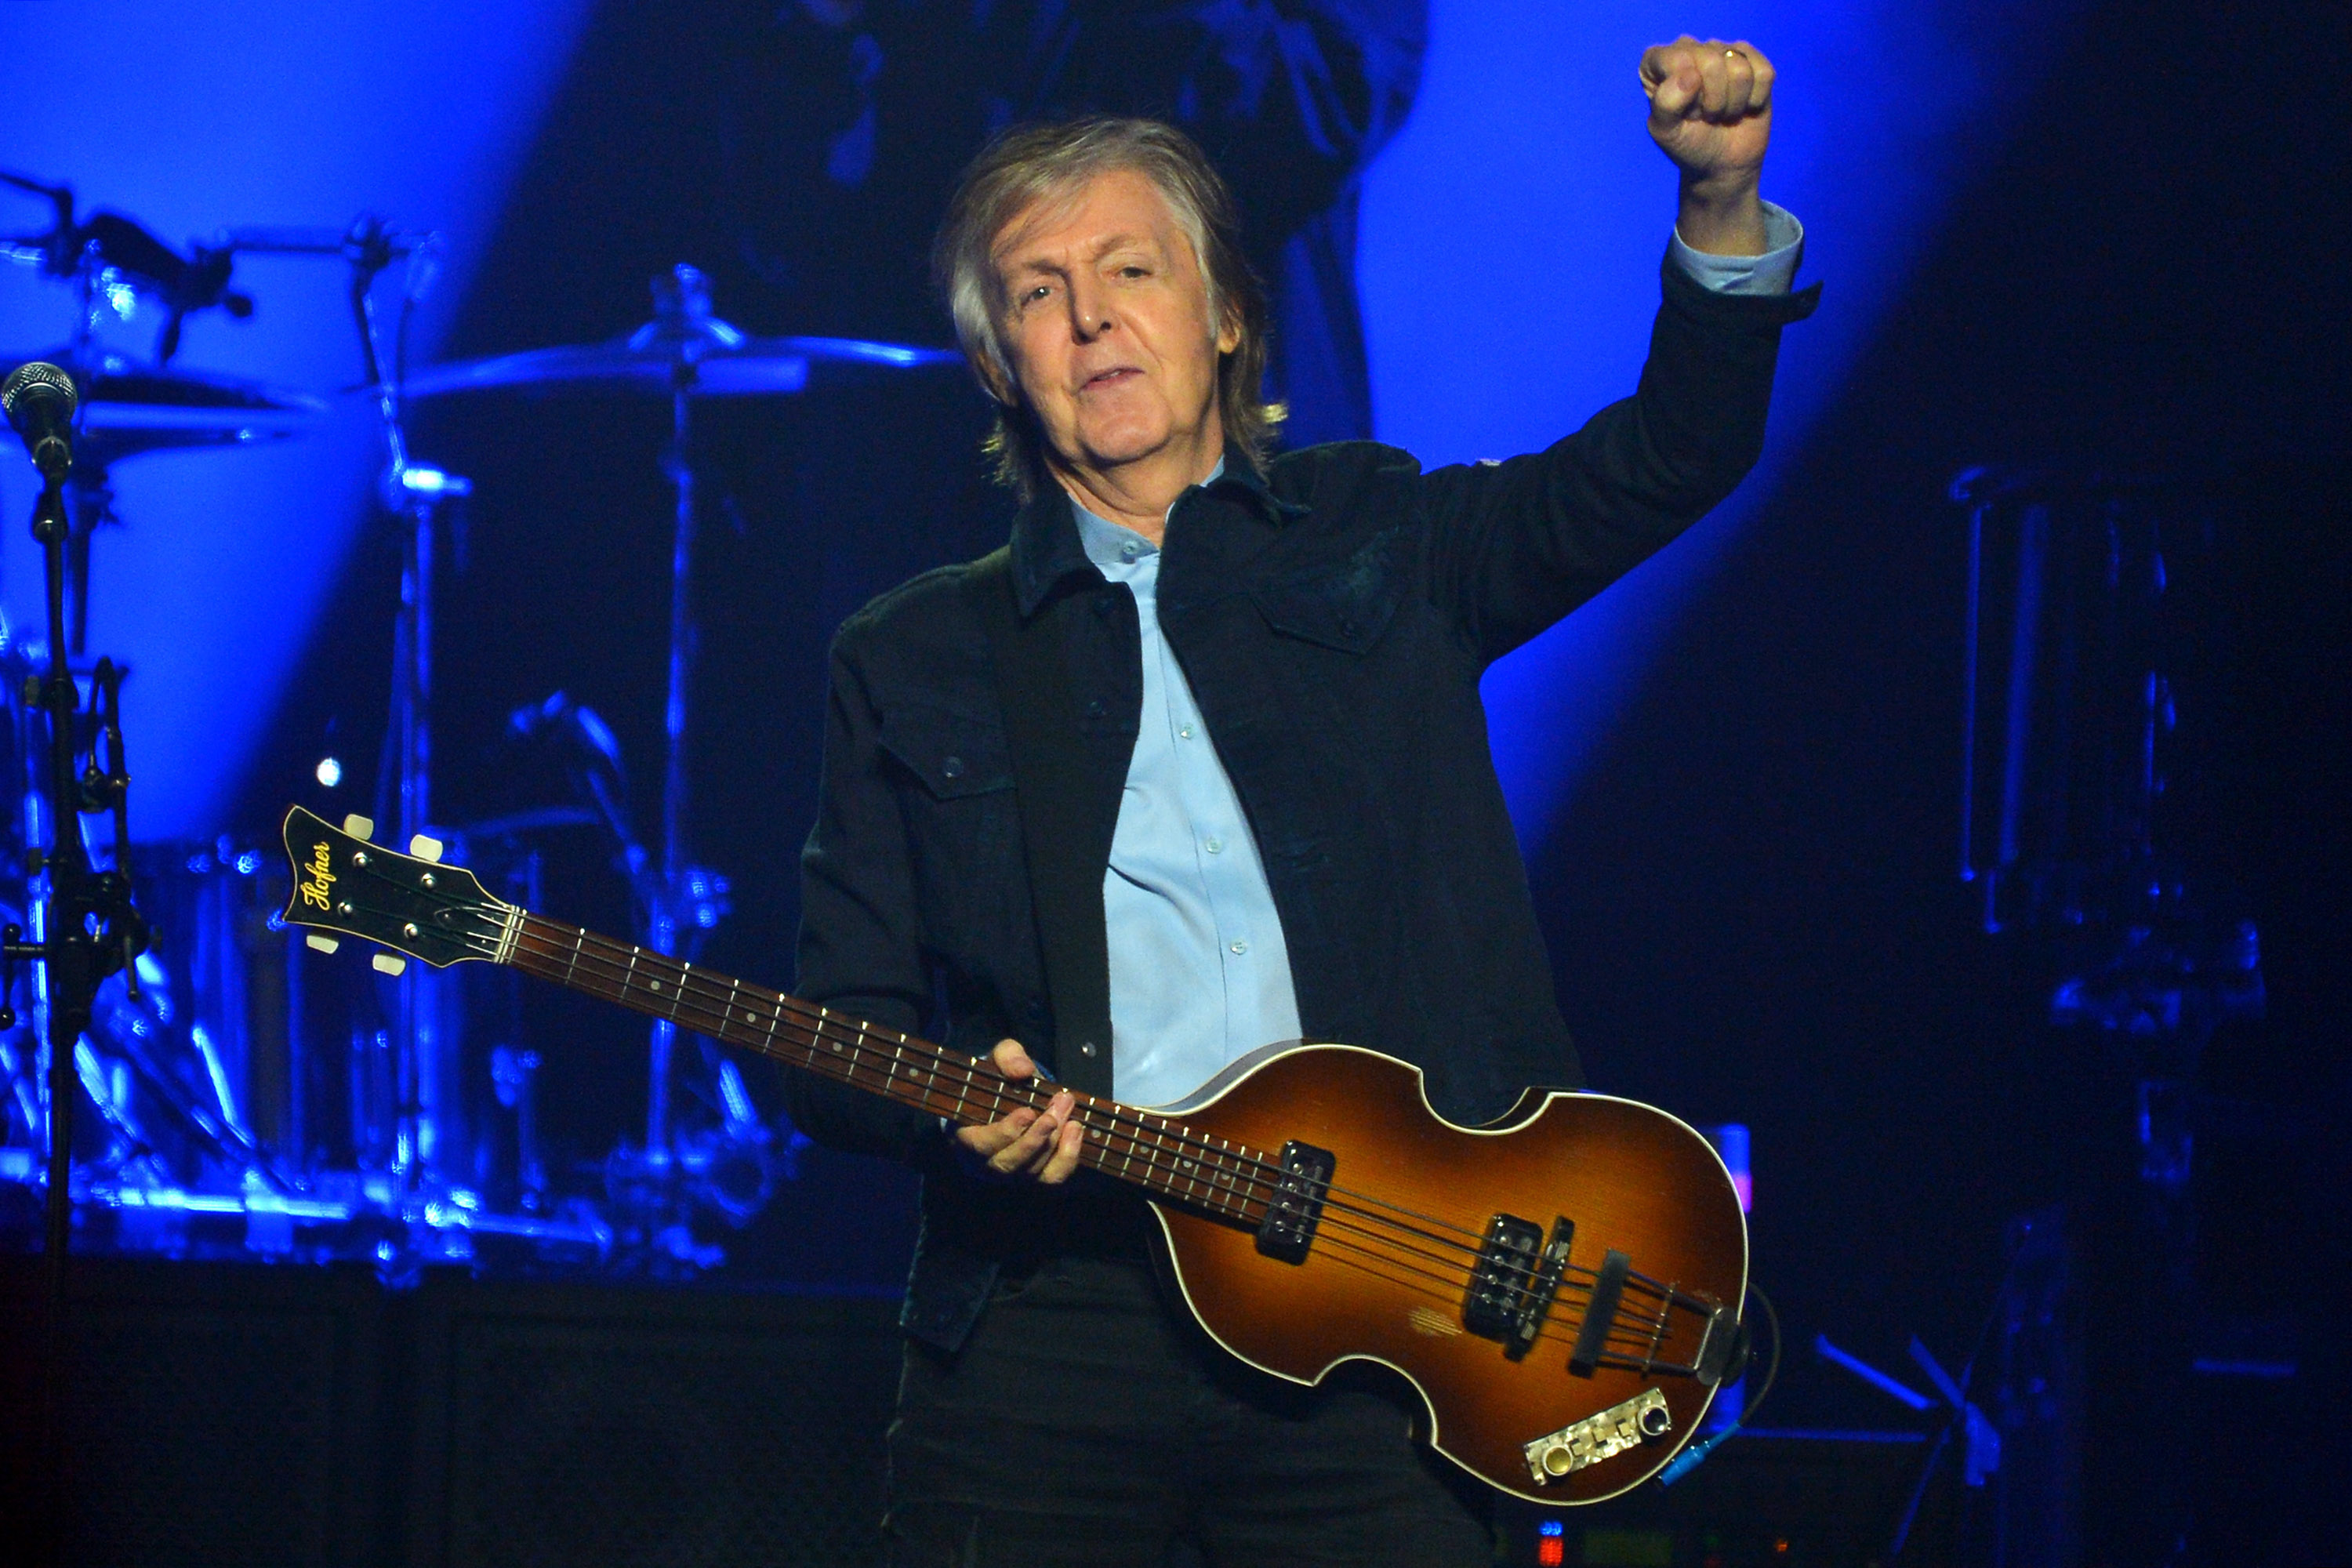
[1669,201,1804,296]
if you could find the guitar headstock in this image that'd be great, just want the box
[279,805,510,973]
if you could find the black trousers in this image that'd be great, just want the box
[881,1253,1495,1566]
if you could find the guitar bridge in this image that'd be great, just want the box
[1254,1140,1334,1264]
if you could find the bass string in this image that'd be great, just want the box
[453,916,1681,1347]
[501,906,1604,1291]
[443,906,1679,1338]
[1310,1223,1680,1357]
[503,919,1673,1330]
[1283,1200,1672,1342]
[1308,1227,1687,1361]
[437,912,1674,1338]
[531,931,1284,1218]
[477,913,1679,1334]
[507,912,1351,1215]
[710,982,1652,1306]
[501,917,1411,1240]
[495,919,1282,1222]
[369,871,1653,1293]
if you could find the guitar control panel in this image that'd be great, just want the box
[1522,1388,1672,1483]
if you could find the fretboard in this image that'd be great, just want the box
[499,911,1277,1225]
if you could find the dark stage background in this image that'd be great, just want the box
[4,1,2347,1563]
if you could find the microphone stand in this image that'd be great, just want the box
[6,419,147,1568]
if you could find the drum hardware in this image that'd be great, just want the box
[49,358,331,652]
[0,347,331,649]
[0,202,953,1277]
[407,263,942,1265]
[2,169,256,364]
[0,193,580,1271]
[396,267,957,401]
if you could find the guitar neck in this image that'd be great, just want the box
[501,912,1275,1225]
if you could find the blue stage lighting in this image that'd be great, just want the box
[1359,0,2081,842]
[0,0,593,841]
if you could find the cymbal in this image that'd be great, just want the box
[401,332,960,400]
[9,347,330,464]
[401,263,957,401]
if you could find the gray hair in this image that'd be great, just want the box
[931,116,1279,499]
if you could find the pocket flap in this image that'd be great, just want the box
[1251,529,1407,654]
[878,702,1014,800]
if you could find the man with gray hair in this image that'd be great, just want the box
[788,35,1815,1563]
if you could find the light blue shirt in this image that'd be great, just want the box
[1074,485,1305,1109]
[1084,209,1804,1108]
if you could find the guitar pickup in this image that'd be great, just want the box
[1254,1140,1334,1264]
[1465,1214,1573,1353]
[1508,1219,1576,1359]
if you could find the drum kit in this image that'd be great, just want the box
[0,171,958,1274]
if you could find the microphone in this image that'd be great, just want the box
[2,361,77,478]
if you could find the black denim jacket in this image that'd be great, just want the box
[787,256,1819,1349]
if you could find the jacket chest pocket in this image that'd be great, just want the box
[877,702,1019,942]
[879,701,1015,802]
[1250,527,1408,655]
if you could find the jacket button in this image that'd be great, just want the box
[1083,699,1106,720]
[1079,1040,1098,1058]
[941,755,965,779]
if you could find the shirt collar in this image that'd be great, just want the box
[1071,457,1221,568]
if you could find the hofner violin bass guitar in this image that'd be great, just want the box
[278,804,1749,1504]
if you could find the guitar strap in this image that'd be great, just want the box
[967,546,1117,1098]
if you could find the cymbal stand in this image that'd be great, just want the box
[608,266,739,1265]
[648,365,692,1171]
[347,221,473,1245]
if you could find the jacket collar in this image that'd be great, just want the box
[1005,452,1307,618]
[1203,452,1308,525]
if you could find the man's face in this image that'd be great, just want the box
[989,167,1239,485]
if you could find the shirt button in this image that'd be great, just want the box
[1120,542,1140,560]
[1229,940,1248,956]
[1178,725,1194,740]
[1204,839,1222,854]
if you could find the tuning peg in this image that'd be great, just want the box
[408,833,444,862]
[305,932,340,954]
[343,814,376,840]
[372,951,407,976]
